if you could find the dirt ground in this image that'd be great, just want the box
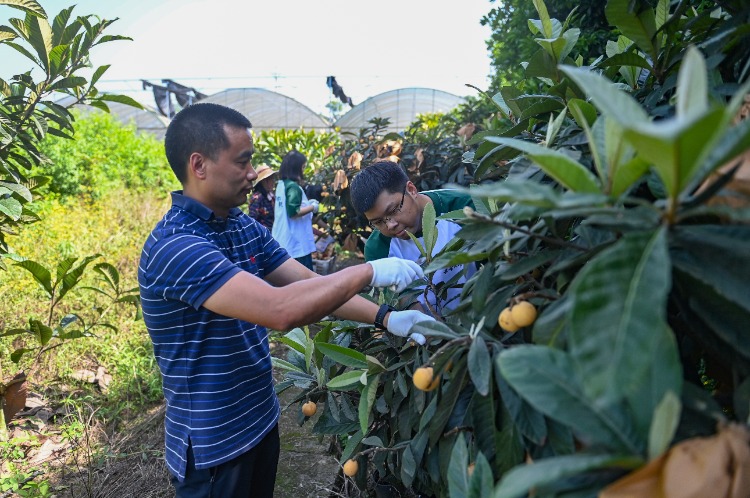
[20,254,365,497]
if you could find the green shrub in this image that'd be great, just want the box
[37,111,176,198]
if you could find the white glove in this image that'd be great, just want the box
[309,200,320,213]
[367,258,424,293]
[386,310,435,345]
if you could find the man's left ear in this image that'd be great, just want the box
[406,181,418,196]
[189,152,207,180]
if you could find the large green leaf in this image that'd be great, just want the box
[0,0,46,17]
[498,346,642,454]
[447,433,470,498]
[316,342,368,369]
[24,11,52,72]
[457,180,561,207]
[568,228,675,406]
[560,66,649,125]
[625,107,725,197]
[484,137,601,194]
[14,259,52,296]
[671,225,750,312]
[648,390,681,460]
[605,0,657,60]
[676,46,708,121]
[358,373,380,434]
[469,451,494,498]
[327,370,365,390]
[493,453,642,498]
[468,336,491,396]
[0,195,22,220]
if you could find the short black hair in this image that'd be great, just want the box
[279,150,307,182]
[164,103,252,183]
[350,160,408,215]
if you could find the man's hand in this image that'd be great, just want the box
[367,258,424,292]
[386,310,435,345]
[309,199,320,213]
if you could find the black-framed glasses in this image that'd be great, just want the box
[368,186,407,230]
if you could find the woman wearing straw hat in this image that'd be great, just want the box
[248,164,278,230]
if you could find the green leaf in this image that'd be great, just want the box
[624,107,725,198]
[459,179,560,207]
[568,99,597,129]
[469,451,494,498]
[29,319,52,346]
[316,342,368,369]
[401,445,417,487]
[611,156,650,197]
[597,52,654,71]
[648,390,681,460]
[531,0,554,38]
[0,26,17,42]
[568,228,676,405]
[271,357,305,373]
[447,433,470,498]
[49,76,87,91]
[11,347,34,363]
[95,93,144,109]
[358,373,379,434]
[498,346,641,454]
[327,370,365,390]
[561,66,649,124]
[605,0,657,59]
[0,196,22,220]
[14,259,52,296]
[0,0,46,17]
[340,429,363,463]
[58,254,99,301]
[25,11,53,72]
[468,336,491,396]
[484,137,601,193]
[280,328,307,354]
[676,46,708,121]
[0,180,32,202]
[89,64,110,87]
[493,453,643,498]
[422,201,437,257]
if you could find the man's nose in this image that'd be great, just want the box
[247,167,258,182]
[385,217,399,230]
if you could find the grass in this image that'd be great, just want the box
[0,189,170,494]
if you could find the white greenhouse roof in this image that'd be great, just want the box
[197,88,330,131]
[54,95,169,140]
[334,88,466,133]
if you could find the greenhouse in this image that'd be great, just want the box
[196,88,330,131]
[333,87,466,133]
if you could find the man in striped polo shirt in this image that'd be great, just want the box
[138,103,433,498]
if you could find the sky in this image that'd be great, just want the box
[0,0,494,116]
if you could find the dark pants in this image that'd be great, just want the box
[172,425,280,498]
[295,253,313,270]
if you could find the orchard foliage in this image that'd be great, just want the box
[276,0,750,496]
[0,1,140,439]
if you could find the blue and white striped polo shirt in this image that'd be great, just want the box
[138,191,290,481]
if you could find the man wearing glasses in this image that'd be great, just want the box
[350,160,476,315]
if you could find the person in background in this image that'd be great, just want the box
[247,164,277,230]
[350,160,476,315]
[139,103,433,498]
[272,150,318,270]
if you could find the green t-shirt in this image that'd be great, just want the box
[282,179,304,218]
[364,189,474,261]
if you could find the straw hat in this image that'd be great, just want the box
[253,164,278,186]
